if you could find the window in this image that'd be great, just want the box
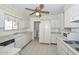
[5,17,13,30]
[12,19,18,29]
[4,14,18,30]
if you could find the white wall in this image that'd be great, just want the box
[30,13,64,32]
[0,5,28,19]
[0,4,30,30]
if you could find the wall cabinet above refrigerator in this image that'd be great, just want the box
[64,5,79,28]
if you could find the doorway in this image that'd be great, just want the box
[34,21,40,40]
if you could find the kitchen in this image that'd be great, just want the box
[0,4,79,55]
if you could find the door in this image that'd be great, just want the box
[34,21,40,40]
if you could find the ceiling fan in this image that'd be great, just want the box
[25,4,49,17]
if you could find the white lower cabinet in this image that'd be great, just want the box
[57,39,75,55]
[51,34,56,43]
[15,33,32,48]
[51,33,60,43]
[57,40,68,55]
[15,37,25,48]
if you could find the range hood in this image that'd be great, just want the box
[71,16,79,22]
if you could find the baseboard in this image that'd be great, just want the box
[51,43,57,45]
[21,40,32,50]
[39,43,57,45]
[40,43,50,45]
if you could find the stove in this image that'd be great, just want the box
[63,40,79,52]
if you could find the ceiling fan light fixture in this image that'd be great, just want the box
[36,12,40,16]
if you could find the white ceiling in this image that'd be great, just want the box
[13,4,64,15]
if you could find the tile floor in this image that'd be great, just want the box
[20,39,57,55]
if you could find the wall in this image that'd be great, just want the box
[0,4,30,30]
[30,13,64,33]
[0,4,28,19]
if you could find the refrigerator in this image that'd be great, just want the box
[39,20,51,43]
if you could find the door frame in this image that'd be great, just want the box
[30,17,40,40]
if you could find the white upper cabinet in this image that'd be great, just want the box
[0,10,4,30]
[50,13,64,33]
[64,5,79,28]
[72,5,79,18]
[51,15,60,28]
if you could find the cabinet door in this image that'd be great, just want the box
[64,7,72,27]
[64,5,79,28]
[0,16,4,28]
[68,50,75,55]
[57,39,62,54]
[72,5,79,18]
[70,5,79,27]
[15,37,24,48]
[0,11,4,29]
[51,34,56,43]
[57,39,68,55]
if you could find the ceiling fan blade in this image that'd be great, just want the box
[25,8,35,11]
[30,12,36,15]
[41,11,49,14]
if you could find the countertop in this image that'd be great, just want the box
[0,29,32,43]
[0,29,32,37]
[56,35,79,55]
[0,35,14,43]
[0,46,21,55]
